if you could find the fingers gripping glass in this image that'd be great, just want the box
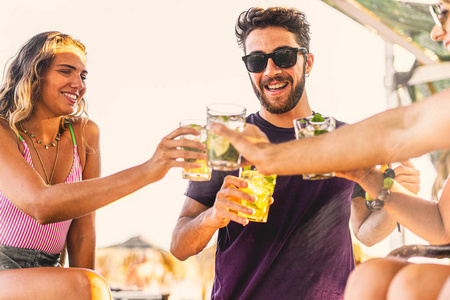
[430,3,448,28]
[242,47,309,73]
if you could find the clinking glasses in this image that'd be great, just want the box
[430,3,448,28]
[242,47,309,73]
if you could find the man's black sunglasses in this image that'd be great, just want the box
[242,47,309,73]
[430,3,448,28]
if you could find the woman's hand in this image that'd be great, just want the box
[336,160,421,195]
[144,126,207,183]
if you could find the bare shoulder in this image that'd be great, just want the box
[0,119,19,144]
[70,117,99,134]
[69,118,100,143]
[84,119,100,140]
[0,119,24,165]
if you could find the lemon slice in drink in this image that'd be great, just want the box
[213,136,230,157]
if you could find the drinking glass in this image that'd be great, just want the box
[293,114,336,180]
[179,119,211,181]
[206,103,246,171]
[238,169,277,223]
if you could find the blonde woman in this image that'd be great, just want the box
[0,31,205,299]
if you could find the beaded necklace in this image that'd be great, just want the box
[20,124,61,186]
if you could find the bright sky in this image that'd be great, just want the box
[0,0,437,254]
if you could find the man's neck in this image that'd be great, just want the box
[258,98,313,128]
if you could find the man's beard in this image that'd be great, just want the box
[251,70,306,114]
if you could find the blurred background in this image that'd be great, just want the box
[1,0,448,299]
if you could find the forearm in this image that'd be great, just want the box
[267,94,450,175]
[350,164,422,246]
[24,163,151,224]
[351,197,398,246]
[384,191,449,244]
[268,109,409,175]
[170,209,218,261]
[359,172,449,244]
[67,215,96,269]
[3,124,206,224]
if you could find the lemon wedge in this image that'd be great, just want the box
[213,136,230,157]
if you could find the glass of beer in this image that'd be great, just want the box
[206,103,246,171]
[179,119,211,181]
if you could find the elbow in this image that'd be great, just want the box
[170,234,204,261]
[31,209,54,225]
[352,229,380,247]
[169,231,188,261]
[355,231,391,248]
[358,238,377,248]
[353,232,372,247]
[34,216,54,226]
[170,242,189,261]
[25,195,58,225]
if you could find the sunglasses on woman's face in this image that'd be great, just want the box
[242,47,309,73]
[430,3,448,28]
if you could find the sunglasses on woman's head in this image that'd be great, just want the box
[242,47,309,73]
[430,3,448,28]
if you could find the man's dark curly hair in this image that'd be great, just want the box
[235,7,311,53]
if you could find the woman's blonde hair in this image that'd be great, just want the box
[0,31,88,132]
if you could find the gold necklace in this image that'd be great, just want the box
[21,124,61,186]
[22,127,61,150]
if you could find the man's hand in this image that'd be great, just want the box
[205,175,257,227]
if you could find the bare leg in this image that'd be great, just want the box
[344,257,409,300]
[0,267,111,300]
[388,263,450,300]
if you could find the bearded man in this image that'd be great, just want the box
[170,7,419,300]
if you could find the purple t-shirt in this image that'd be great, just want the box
[185,112,356,300]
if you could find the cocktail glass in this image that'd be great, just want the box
[179,119,211,181]
[206,103,246,171]
[238,169,277,223]
[293,114,336,180]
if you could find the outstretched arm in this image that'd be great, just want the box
[210,88,450,175]
[0,120,207,224]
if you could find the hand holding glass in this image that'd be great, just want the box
[179,120,211,181]
[238,169,277,223]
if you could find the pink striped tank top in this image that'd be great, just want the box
[0,124,82,254]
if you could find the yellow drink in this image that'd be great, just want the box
[180,120,211,181]
[238,170,277,223]
[182,157,211,181]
